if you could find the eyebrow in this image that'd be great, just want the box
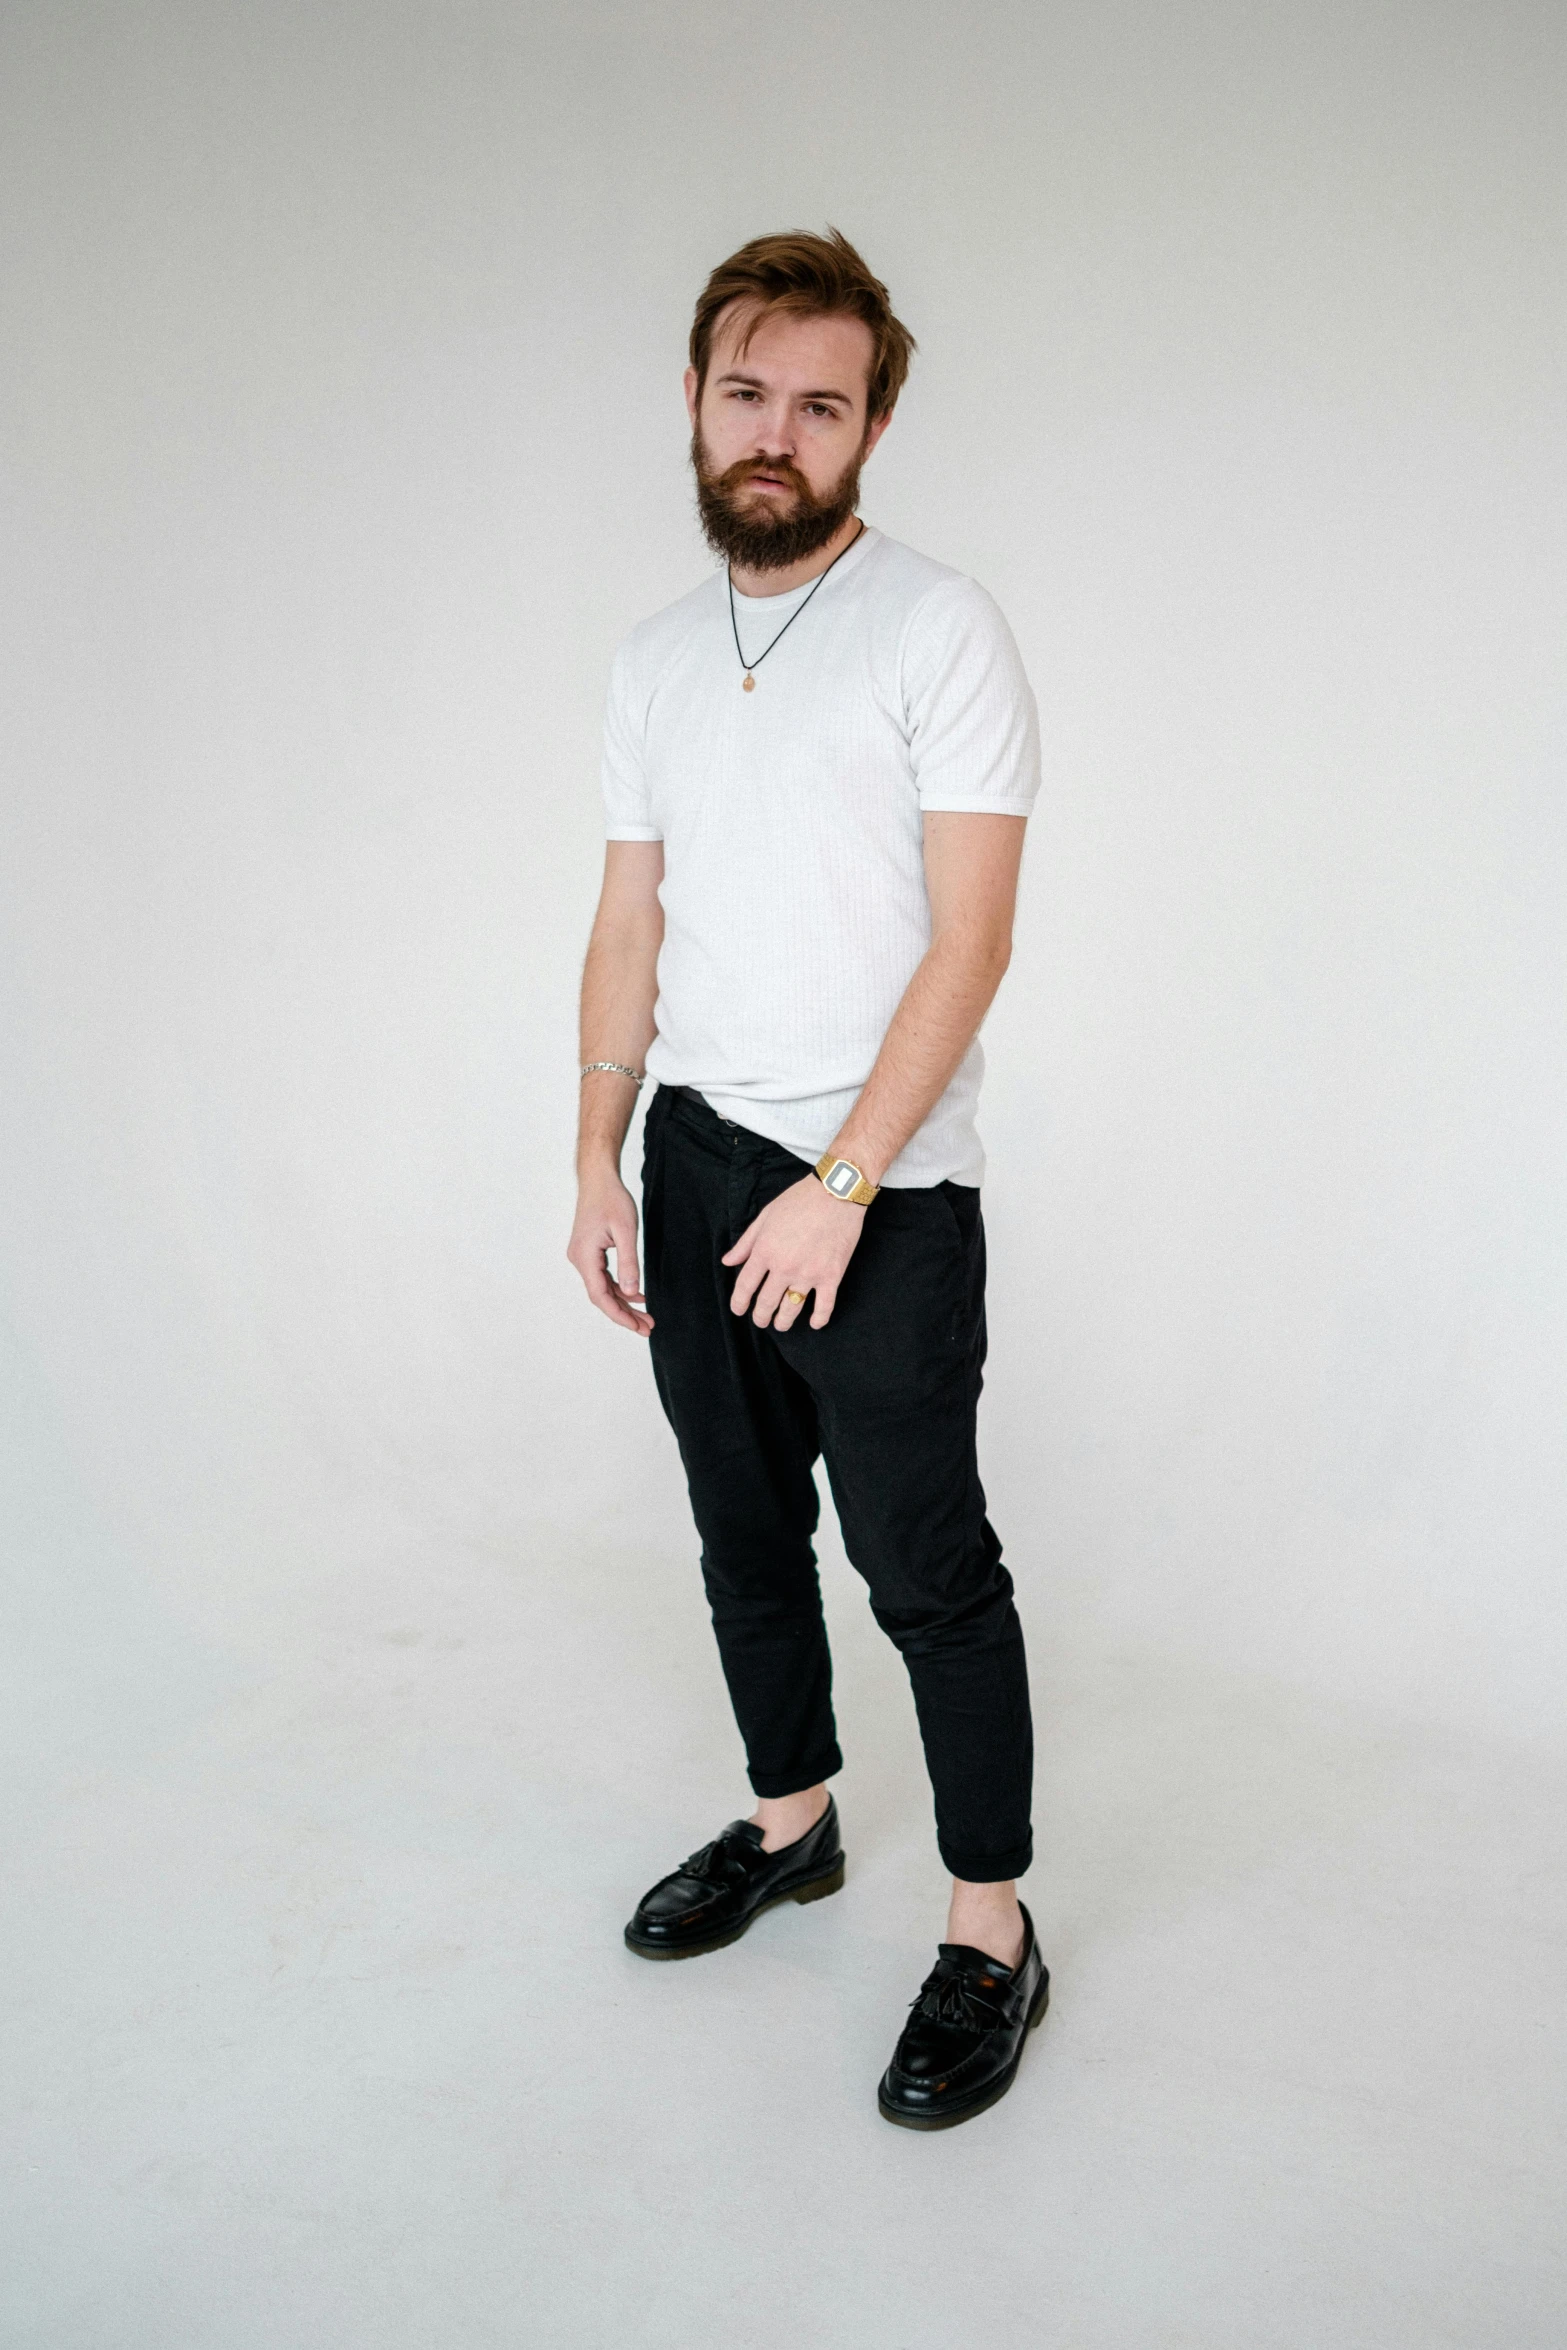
[713,370,855,404]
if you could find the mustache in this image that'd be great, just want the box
[708,452,817,502]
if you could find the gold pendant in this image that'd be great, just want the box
[742,673,755,692]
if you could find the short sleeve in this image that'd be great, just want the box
[601,638,663,842]
[902,579,1040,817]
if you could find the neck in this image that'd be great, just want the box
[728,514,866,600]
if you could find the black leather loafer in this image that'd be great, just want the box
[624,1797,845,1960]
[877,1903,1049,2129]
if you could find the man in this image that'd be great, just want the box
[567,229,1045,2129]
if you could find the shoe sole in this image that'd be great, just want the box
[877,1972,1051,2130]
[623,1856,846,1961]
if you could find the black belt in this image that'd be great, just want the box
[676,1085,735,1126]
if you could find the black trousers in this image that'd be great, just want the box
[642,1084,1033,1883]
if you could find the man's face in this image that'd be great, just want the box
[686,303,892,572]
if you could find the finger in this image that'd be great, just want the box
[772,1282,811,1333]
[605,1265,654,1329]
[720,1221,758,1269]
[750,1270,793,1329]
[729,1253,768,1315]
[587,1261,630,1322]
[808,1280,839,1330]
[579,1245,653,1334]
[609,1214,642,1300]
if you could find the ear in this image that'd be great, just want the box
[683,365,699,427]
[862,408,894,461]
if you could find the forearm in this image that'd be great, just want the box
[577,924,659,1175]
[829,931,1010,1184]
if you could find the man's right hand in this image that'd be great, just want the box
[567,1170,654,1336]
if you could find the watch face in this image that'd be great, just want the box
[824,1161,859,1198]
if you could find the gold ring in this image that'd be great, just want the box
[784,1289,807,1308]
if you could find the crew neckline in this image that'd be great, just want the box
[727,523,878,609]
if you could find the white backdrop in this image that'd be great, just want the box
[4,0,1564,1783]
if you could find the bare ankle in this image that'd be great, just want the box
[750,1784,830,1853]
[946,1878,1024,1968]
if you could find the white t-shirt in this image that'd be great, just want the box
[601,526,1040,1186]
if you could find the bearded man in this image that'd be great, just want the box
[567,229,1046,2129]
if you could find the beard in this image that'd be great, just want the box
[692,428,865,572]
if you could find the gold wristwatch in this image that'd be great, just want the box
[815,1153,880,1207]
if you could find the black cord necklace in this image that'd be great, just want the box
[728,520,866,691]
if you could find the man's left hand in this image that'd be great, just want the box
[722,1174,867,1331]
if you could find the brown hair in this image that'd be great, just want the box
[689,228,916,421]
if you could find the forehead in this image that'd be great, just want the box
[707,300,875,403]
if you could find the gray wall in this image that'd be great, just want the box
[4,0,1563,1752]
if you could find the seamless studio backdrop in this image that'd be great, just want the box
[3,4,1564,2347]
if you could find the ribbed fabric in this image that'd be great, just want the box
[601,527,1040,1186]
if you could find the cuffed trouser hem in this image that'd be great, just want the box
[747,1745,844,1800]
[939,1836,1033,1883]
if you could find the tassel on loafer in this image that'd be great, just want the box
[624,1796,845,1960]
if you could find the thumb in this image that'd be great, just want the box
[610,1212,642,1298]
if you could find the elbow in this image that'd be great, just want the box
[970,931,1013,992]
[931,921,1013,994]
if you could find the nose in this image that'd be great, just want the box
[752,402,796,458]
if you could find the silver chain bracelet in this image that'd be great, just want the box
[580,1061,645,1087]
